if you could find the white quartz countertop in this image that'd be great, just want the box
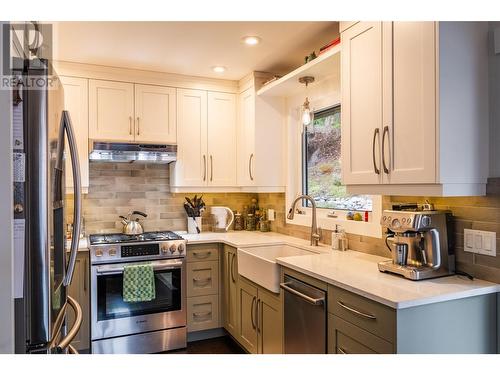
[179,231,332,253]
[180,231,500,309]
[276,251,500,309]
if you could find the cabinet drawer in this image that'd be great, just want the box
[328,314,393,354]
[187,295,220,332]
[328,285,396,343]
[187,261,219,297]
[187,244,219,263]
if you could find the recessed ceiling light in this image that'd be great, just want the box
[212,66,226,73]
[242,36,261,46]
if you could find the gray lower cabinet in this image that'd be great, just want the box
[222,245,238,338]
[67,251,90,352]
[328,314,393,354]
[186,244,221,333]
[237,275,283,354]
[326,284,498,354]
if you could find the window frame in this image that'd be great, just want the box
[286,96,383,238]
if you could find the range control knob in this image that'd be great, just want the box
[421,215,431,227]
[108,247,117,256]
[95,249,103,257]
[169,243,177,254]
[177,243,185,254]
[391,218,401,229]
[161,243,169,253]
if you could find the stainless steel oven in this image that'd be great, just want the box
[89,232,187,354]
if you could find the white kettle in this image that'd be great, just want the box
[210,206,235,232]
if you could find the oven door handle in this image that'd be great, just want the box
[95,260,184,275]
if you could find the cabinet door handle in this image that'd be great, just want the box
[210,155,213,182]
[372,128,380,175]
[256,298,260,333]
[84,256,87,292]
[136,117,140,135]
[203,155,206,181]
[249,153,254,181]
[250,296,257,329]
[128,116,132,135]
[230,252,236,283]
[337,300,376,320]
[381,125,390,174]
[338,347,348,354]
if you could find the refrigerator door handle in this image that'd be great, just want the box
[55,296,82,353]
[58,111,82,287]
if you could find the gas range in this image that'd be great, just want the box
[88,230,187,264]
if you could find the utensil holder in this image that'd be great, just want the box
[187,216,202,234]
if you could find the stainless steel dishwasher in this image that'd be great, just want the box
[280,274,326,353]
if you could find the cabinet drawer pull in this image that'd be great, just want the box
[337,300,376,320]
[128,116,132,135]
[136,117,140,135]
[338,347,348,354]
[372,128,380,175]
[193,311,212,320]
[192,251,211,258]
[256,298,260,333]
[381,125,390,174]
[193,277,212,284]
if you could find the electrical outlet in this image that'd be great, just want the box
[463,229,496,256]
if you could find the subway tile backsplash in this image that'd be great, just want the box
[67,164,500,283]
[65,163,258,234]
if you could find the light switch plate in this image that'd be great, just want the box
[463,228,496,256]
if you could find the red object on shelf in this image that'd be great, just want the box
[364,211,369,222]
[319,36,341,55]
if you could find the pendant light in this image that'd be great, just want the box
[299,76,315,128]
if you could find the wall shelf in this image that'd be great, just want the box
[256,44,340,98]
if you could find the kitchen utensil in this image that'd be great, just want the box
[120,210,147,235]
[184,202,201,234]
[210,206,235,232]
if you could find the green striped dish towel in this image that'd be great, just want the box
[123,263,156,303]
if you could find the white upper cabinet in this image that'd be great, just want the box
[237,73,285,191]
[173,88,208,187]
[134,84,176,143]
[59,76,89,193]
[341,21,383,185]
[385,21,436,184]
[238,88,256,187]
[171,89,237,189]
[342,21,489,196]
[89,80,135,142]
[207,91,237,186]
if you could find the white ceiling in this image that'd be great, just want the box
[54,22,339,80]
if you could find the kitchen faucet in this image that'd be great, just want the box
[287,194,321,246]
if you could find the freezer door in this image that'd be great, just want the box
[24,65,69,351]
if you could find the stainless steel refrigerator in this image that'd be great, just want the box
[12,55,83,354]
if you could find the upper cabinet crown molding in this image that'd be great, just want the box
[53,60,239,94]
[342,21,489,196]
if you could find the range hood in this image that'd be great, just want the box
[89,142,177,164]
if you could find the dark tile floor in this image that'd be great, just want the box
[171,335,246,354]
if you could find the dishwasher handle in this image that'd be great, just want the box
[280,282,325,305]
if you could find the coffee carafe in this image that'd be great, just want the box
[379,210,454,280]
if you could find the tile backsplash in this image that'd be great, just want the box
[65,163,257,234]
[67,164,500,283]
